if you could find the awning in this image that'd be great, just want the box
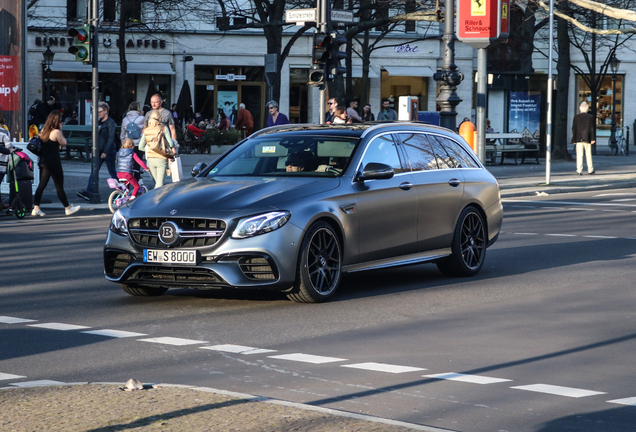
[351,66,379,78]
[383,66,434,77]
[50,61,175,75]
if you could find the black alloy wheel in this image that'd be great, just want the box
[437,206,486,277]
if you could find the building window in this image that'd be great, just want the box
[577,74,623,134]
[405,0,416,32]
[375,3,389,32]
[67,0,87,22]
[103,0,116,22]
[216,17,230,29]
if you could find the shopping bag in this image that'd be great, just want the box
[170,156,183,182]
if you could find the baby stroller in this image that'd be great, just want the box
[6,150,34,219]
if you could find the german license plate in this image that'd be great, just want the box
[143,249,197,264]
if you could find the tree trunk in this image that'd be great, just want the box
[554,2,571,160]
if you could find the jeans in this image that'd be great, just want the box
[86,152,117,193]
[147,157,168,188]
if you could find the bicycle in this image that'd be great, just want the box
[608,127,628,156]
[107,170,150,213]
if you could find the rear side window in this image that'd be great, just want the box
[360,135,406,174]
[397,133,438,172]
[435,136,480,168]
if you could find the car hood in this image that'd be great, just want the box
[127,176,340,217]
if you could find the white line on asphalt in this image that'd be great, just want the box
[425,373,512,385]
[513,233,539,235]
[611,199,636,202]
[504,199,636,208]
[200,344,277,354]
[81,329,148,338]
[583,235,618,239]
[601,209,627,212]
[138,337,208,346]
[607,396,636,406]
[10,380,66,387]
[545,234,577,237]
[268,353,348,364]
[0,316,37,324]
[27,323,91,331]
[342,362,426,374]
[511,384,606,398]
[0,373,26,380]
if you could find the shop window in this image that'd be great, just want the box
[577,74,623,133]
[67,0,87,22]
[380,70,428,112]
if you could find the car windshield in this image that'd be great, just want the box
[204,133,359,177]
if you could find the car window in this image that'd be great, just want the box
[359,135,405,174]
[397,133,438,172]
[427,135,459,169]
[434,136,480,168]
[205,133,358,177]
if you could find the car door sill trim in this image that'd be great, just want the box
[343,249,451,273]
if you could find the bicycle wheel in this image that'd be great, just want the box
[108,190,125,213]
[618,137,627,156]
[12,197,26,219]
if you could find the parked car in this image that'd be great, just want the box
[104,123,503,303]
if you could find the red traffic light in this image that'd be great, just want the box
[69,27,89,43]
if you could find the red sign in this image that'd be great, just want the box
[457,0,502,47]
[500,0,509,38]
[0,56,20,112]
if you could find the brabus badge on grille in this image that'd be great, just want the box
[158,221,179,246]
[170,209,177,215]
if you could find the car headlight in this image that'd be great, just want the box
[110,209,129,236]
[232,211,291,239]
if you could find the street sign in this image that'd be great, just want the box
[457,0,503,48]
[285,8,317,23]
[330,9,354,23]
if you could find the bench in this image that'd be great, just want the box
[485,133,540,165]
[61,124,122,161]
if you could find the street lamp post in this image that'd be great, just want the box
[42,46,55,100]
[609,54,620,150]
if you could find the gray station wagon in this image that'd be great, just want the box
[104,123,503,302]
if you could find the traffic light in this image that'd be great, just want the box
[68,25,91,63]
[327,32,347,79]
[309,32,330,87]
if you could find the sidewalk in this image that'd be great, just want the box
[34,144,635,209]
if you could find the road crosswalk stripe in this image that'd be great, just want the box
[0,316,37,324]
[268,353,348,364]
[607,397,636,406]
[200,344,277,354]
[0,373,26,380]
[342,362,426,374]
[27,323,91,331]
[425,373,512,384]
[138,337,208,346]
[511,384,606,398]
[81,329,148,338]
[9,380,66,387]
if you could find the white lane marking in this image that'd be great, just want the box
[81,329,148,338]
[27,323,91,331]
[511,384,606,398]
[583,235,617,239]
[504,199,636,208]
[545,234,576,237]
[342,362,426,374]
[607,397,636,406]
[425,373,511,385]
[138,337,208,346]
[10,380,66,387]
[268,353,348,364]
[601,210,627,212]
[513,233,538,235]
[0,373,26,380]
[594,193,636,197]
[0,316,37,324]
[611,199,636,202]
[200,344,277,355]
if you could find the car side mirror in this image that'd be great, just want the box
[355,162,395,182]
[191,162,207,177]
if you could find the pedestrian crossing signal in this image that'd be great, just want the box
[68,25,91,64]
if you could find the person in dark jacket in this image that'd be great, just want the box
[31,111,81,216]
[571,101,596,175]
[77,102,118,201]
[116,139,149,199]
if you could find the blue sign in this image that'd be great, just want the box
[509,91,541,139]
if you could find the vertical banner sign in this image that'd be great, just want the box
[0,0,22,139]
[457,0,501,48]
[509,91,541,138]
[500,0,509,38]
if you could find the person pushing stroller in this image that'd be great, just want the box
[116,139,149,200]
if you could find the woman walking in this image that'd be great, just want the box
[138,109,175,188]
[266,101,290,127]
[32,111,81,216]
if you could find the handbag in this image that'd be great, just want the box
[27,135,42,156]
[147,129,173,158]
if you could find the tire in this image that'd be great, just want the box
[119,284,168,297]
[287,222,342,303]
[12,197,26,219]
[437,206,487,277]
[108,190,125,214]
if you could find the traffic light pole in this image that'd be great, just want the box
[89,0,100,204]
[318,0,328,124]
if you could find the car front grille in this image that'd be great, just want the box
[129,266,228,285]
[129,218,227,248]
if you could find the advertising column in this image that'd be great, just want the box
[0,0,23,140]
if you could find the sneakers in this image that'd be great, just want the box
[589,170,596,175]
[31,208,46,217]
[65,205,81,216]
[129,195,136,200]
[76,191,90,201]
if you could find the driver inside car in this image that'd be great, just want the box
[285,151,315,172]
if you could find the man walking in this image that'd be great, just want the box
[572,101,596,175]
[377,98,398,121]
[346,100,363,123]
[144,94,177,142]
[235,103,254,137]
[325,98,338,124]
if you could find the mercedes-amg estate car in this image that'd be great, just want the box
[104,123,503,302]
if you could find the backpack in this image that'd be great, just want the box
[147,129,172,157]
[125,115,141,139]
[27,135,42,156]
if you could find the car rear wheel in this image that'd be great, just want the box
[437,206,486,277]
[119,284,168,297]
[288,222,342,303]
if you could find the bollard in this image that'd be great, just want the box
[459,121,476,152]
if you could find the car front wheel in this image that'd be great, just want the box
[288,222,342,303]
[437,206,486,277]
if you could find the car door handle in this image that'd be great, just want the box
[448,179,461,187]
[399,182,413,190]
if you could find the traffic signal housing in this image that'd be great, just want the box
[309,32,331,87]
[68,25,91,63]
[327,32,347,79]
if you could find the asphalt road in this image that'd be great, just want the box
[1,188,636,431]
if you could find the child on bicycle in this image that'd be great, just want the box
[116,138,149,200]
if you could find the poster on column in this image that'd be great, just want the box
[217,91,238,125]
[508,91,541,140]
[0,0,22,139]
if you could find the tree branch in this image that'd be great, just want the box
[568,0,636,22]
[537,1,636,34]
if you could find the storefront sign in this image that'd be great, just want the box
[35,36,167,49]
[457,0,506,48]
[394,44,419,53]
[216,74,246,82]
[0,0,22,140]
